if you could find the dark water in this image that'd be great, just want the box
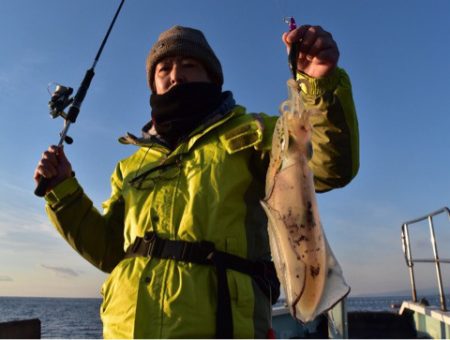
[1,295,449,338]
[0,297,102,338]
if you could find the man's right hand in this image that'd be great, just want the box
[282,25,339,79]
[34,145,73,194]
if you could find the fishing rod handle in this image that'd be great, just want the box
[35,170,76,197]
[34,128,68,197]
[34,177,52,197]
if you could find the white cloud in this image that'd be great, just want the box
[0,180,60,255]
[0,275,13,282]
[41,265,80,278]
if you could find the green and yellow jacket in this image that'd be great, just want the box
[44,68,359,338]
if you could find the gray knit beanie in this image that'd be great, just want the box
[146,26,223,91]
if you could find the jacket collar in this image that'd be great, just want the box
[119,91,237,152]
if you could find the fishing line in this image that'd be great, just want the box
[274,0,288,21]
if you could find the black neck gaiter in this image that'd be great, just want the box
[150,82,222,147]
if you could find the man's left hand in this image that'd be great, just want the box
[282,25,339,78]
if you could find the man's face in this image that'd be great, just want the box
[154,57,211,94]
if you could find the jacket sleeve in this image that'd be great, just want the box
[298,67,359,192]
[44,164,125,273]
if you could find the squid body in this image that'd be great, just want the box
[261,79,350,323]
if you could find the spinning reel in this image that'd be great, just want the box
[48,83,74,144]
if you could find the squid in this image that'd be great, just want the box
[261,79,350,323]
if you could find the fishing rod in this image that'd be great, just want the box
[35,0,125,197]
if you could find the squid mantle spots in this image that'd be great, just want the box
[287,207,293,217]
[310,265,320,278]
[294,235,309,245]
[306,201,316,228]
[286,223,300,232]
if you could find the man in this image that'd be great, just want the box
[34,25,359,338]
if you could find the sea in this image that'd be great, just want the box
[0,295,448,338]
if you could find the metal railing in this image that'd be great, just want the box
[401,207,450,311]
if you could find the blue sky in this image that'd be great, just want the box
[1,0,449,298]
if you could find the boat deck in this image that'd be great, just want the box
[400,301,450,338]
